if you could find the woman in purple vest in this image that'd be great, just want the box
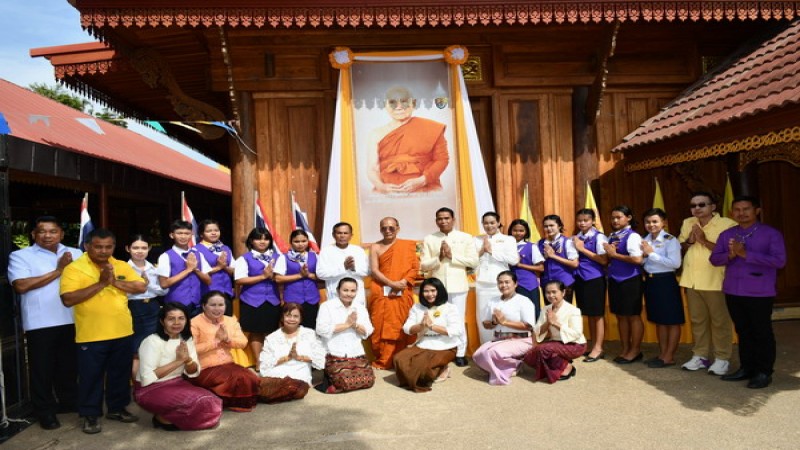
[508,219,544,319]
[602,205,645,365]
[196,220,235,315]
[571,209,609,362]
[234,228,282,368]
[538,215,578,304]
[274,230,320,329]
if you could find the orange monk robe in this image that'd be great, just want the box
[378,117,449,191]
[368,239,419,369]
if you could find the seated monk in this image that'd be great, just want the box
[367,86,449,194]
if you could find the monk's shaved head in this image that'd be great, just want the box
[385,86,413,100]
[380,217,399,227]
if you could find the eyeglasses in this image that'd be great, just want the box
[380,226,397,232]
[690,203,709,209]
[387,99,413,109]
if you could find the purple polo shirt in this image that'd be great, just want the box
[710,222,786,297]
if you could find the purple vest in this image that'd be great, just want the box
[195,243,234,296]
[608,228,641,282]
[240,252,280,308]
[576,230,606,281]
[163,248,202,307]
[512,241,540,290]
[281,252,320,305]
[538,235,575,286]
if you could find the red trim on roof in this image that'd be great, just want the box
[0,79,230,194]
[73,1,798,29]
[615,20,800,153]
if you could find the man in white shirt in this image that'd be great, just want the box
[420,207,479,366]
[8,216,82,430]
[316,222,370,305]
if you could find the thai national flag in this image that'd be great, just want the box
[180,192,198,247]
[290,193,320,253]
[77,193,95,249]
[254,192,289,253]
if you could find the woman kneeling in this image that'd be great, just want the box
[523,280,587,383]
[472,271,537,385]
[135,303,222,430]
[191,291,260,411]
[316,278,376,394]
[260,303,326,402]
[394,277,461,392]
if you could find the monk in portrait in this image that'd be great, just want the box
[367,86,449,194]
[368,217,419,369]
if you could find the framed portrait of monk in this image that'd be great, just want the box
[351,59,461,243]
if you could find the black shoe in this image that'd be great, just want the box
[39,414,61,430]
[721,368,753,381]
[746,373,772,389]
[454,357,468,367]
[82,416,101,434]
[558,366,576,381]
[105,408,139,423]
[616,352,643,365]
[152,416,179,431]
[583,353,605,363]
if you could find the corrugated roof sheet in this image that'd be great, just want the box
[0,78,230,193]
[614,20,800,152]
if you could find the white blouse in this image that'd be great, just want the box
[136,334,200,387]
[402,302,462,351]
[127,260,168,300]
[482,293,537,334]
[259,326,325,384]
[534,301,587,344]
[473,233,521,284]
[315,298,374,358]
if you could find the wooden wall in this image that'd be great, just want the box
[208,21,773,249]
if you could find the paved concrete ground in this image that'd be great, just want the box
[6,320,800,449]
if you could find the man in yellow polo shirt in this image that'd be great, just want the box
[678,192,737,375]
[60,228,146,434]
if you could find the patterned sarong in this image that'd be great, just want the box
[324,354,375,393]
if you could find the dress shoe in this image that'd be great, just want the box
[616,352,643,365]
[558,366,576,381]
[721,368,753,381]
[583,353,604,363]
[454,357,469,367]
[152,416,179,431]
[39,414,61,430]
[647,358,676,369]
[746,373,772,389]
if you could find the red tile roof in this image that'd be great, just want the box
[614,20,800,153]
[0,78,230,194]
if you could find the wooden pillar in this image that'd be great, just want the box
[230,91,257,257]
[572,86,598,213]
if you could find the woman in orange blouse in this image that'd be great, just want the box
[190,290,260,411]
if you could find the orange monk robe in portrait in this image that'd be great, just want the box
[368,239,419,369]
[378,117,449,191]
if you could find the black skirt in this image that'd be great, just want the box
[644,272,685,325]
[574,276,607,317]
[239,301,281,334]
[608,276,643,316]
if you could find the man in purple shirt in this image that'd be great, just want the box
[710,196,786,389]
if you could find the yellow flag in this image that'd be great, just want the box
[520,184,542,242]
[584,181,604,233]
[653,177,667,231]
[722,173,734,218]
[653,177,666,210]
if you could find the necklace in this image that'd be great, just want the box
[734,225,759,243]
